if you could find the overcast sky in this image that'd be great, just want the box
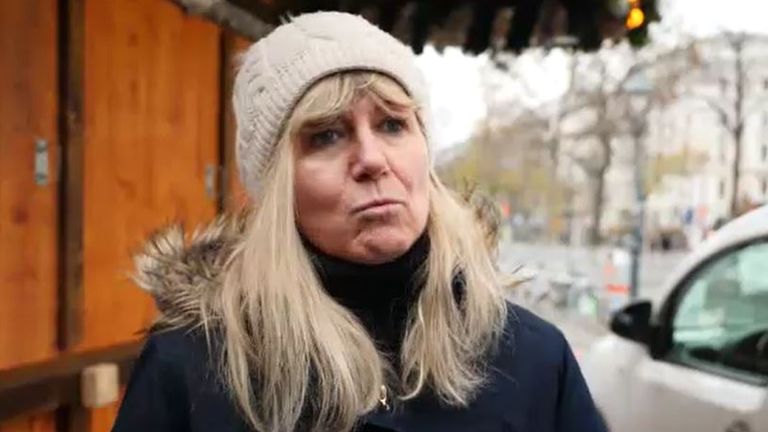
[662,0,768,36]
[418,0,768,153]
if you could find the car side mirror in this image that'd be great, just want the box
[610,300,652,345]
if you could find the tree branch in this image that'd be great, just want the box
[703,96,731,129]
[679,92,731,129]
[169,0,274,41]
[566,151,604,178]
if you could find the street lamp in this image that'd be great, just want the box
[624,70,652,299]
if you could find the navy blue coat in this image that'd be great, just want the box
[112,304,606,432]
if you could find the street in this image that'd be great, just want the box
[499,241,687,355]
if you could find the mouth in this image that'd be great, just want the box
[352,198,404,214]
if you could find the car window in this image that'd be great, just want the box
[670,241,768,382]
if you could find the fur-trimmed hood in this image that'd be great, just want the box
[132,191,501,330]
[132,211,248,330]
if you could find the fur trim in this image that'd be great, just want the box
[133,211,248,329]
[133,191,500,329]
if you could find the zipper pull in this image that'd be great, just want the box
[378,385,391,411]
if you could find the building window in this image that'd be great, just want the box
[763,178,768,196]
[762,144,768,162]
[719,179,726,198]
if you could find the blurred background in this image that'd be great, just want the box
[1,0,767,431]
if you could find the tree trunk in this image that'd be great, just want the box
[587,128,612,246]
[729,123,744,216]
[728,35,745,218]
[587,171,606,245]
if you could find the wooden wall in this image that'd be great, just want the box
[79,0,221,351]
[0,415,56,432]
[0,0,60,371]
[222,33,253,212]
[0,0,59,429]
[0,0,251,430]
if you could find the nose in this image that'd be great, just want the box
[350,127,389,181]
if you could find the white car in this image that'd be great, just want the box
[582,205,768,432]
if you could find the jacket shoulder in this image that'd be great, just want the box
[493,302,572,380]
[501,303,607,431]
[506,303,568,354]
[113,326,232,431]
[143,325,219,372]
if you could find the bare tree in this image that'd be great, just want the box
[556,43,695,245]
[471,42,693,245]
[558,53,626,245]
[683,33,768,216]
[484,50,580,240]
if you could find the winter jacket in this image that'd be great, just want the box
[112,214,607,432]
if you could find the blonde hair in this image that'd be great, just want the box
[205,72,509,431]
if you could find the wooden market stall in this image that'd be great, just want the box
[0,1,655,431]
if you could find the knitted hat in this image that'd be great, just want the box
[232,11,432,195]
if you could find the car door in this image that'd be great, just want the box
[628,239,768,432]
[756,391,768,430]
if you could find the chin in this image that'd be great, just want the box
[354,228,416,264]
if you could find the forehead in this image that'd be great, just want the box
[299,92,411,129]
[338,95,407,117]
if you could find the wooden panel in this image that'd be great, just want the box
[88,388,123,432]
[222,32,253,212]
[59,0,86,352]
[55,406,89,432]
[0,414,55,432]
[0,341,140,422]
[89,405,117,432]
[0,0,59,369]
[81,0,220,350]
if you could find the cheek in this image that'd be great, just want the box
[411,163,430,224]
[395,141,430,221]
[294,162,343,230]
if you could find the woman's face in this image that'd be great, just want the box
[293,93,429,265]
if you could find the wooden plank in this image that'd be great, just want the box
[55,407,89,432]
[86,389,124,432]
[0,0,59,369]
[221,32,253,212]
[79,0,221,351]
[59,0,86,352]
[0,413,56,432]
[58,113,89,426]
[0,342,140,422]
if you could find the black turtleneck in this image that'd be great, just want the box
[305,234,430,360]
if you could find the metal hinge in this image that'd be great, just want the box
[34,138,49,186]
[204,163,218,201]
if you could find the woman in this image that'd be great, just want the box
[113,11,605,432]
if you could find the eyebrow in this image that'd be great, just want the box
[298,116,344,134]
[298,99,413,131]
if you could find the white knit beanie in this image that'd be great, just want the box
[232,11,432,196]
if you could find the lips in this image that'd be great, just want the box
[352,198,403,214]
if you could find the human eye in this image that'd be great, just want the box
[379,117,406,134]
[308,128,343,149]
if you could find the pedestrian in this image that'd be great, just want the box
[112,11,606,432]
